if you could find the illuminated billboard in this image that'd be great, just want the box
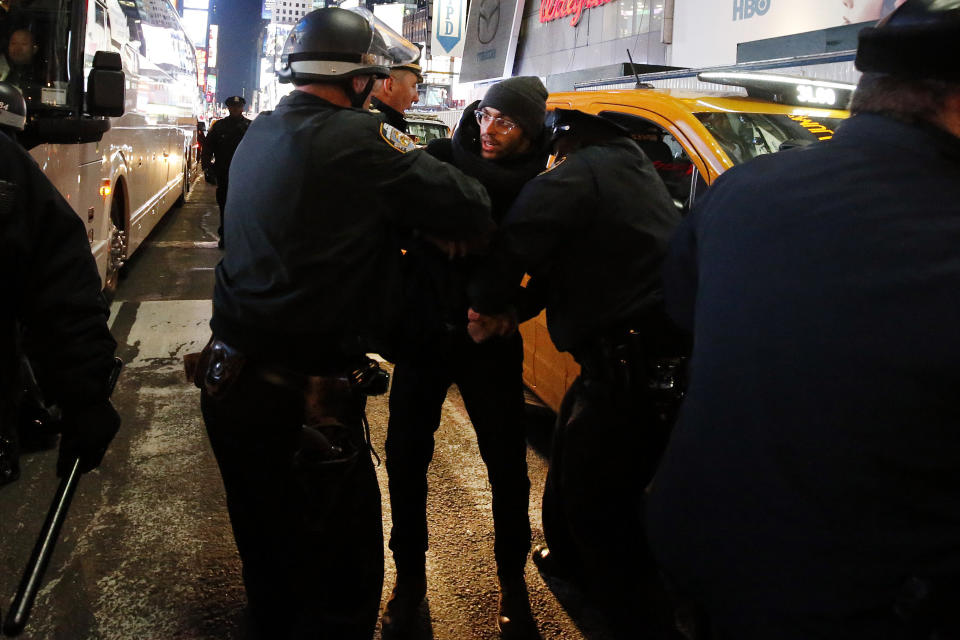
[207,24,219,67]
[196,48,207,85]
[181,8,209,47]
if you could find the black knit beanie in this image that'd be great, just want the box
[478,76,548,137]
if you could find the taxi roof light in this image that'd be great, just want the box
[697,72,856,110]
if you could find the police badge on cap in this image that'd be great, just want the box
[224,96,246,107]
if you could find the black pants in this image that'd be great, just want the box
[542,373,669,602]
[201,368,383,639]
[215,174,228,241]
[385,331,530,577]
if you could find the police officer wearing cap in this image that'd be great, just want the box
[646,1,960,637]
[467,107,685,635]
[201,95,250,248]
[0,81,121,487]
[195,8,492,639]
[369,58,421,133]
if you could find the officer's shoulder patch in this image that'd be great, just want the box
[379,123,417,153]
[538,156,567,175]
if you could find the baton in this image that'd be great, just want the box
[2,457,81,637]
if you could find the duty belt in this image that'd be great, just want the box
[184,337,390,463]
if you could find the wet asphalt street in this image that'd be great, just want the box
[0,181,637,640]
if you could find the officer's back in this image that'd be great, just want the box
[647,1,960,635]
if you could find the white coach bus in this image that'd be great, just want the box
[3,0,201,294]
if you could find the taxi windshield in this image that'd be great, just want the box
[407,121,448,144]
[695,112,844,165]
[0,0,73,111]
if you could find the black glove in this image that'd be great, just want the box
[57,400,121,476]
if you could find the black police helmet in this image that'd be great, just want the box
[0,82,27,132]
[856,0,960,82]
[549,108,631,143]
[278,7,419,85]
[224,95,246,107]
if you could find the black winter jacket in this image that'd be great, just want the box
[1,133,116,429]
[649,114,960,618]
[469,136,681,354]
[395,102,550,352]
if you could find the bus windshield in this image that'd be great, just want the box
[695,112,845,165]
[0,0,73,111]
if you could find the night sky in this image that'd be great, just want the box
[209,0,265,103]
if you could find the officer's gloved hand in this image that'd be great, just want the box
[57,400,121,476]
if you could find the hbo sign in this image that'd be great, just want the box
[733,0,770,20]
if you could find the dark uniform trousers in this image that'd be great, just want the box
[542,344,672,611]
[201,367,383,639]
[385,330,530,577]
[215,173,229,238]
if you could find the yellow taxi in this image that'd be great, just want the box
[405,113,452,146]
[521,72,853,411]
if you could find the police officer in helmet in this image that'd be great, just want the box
[1,80,121,489]
[194,8,492,639]
[647,1,960,637]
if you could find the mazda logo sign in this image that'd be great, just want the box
[478,0,500,44]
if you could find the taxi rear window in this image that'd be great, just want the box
[694,113,844,165]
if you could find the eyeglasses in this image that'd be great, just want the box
[475,109,519,134]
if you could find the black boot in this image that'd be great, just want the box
[497,575,539,640]
[381,567,427,637]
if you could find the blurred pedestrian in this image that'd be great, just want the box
[647,1,960,637]
[382,76,551,640]
[191,8,492,639]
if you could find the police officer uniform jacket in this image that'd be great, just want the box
[469,136,681,355]
[648,114,960,622]
[202,114,251,180]
[0,133,116,438]
[211,90,493,370]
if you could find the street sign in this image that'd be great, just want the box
[432,0,466,58]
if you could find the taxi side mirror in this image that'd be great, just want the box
[87,51,124,117]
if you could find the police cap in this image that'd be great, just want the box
[0,81,27,132]
[394,62,423,83]
[224,95,246,107]
[856,0,960,81]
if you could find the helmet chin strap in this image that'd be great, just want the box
[344,76,376,109]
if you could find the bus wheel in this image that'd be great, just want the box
[104,189,128,299]
[103,223,127,299]
[175,154,189,207]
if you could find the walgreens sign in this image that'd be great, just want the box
[539,0,616,27]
